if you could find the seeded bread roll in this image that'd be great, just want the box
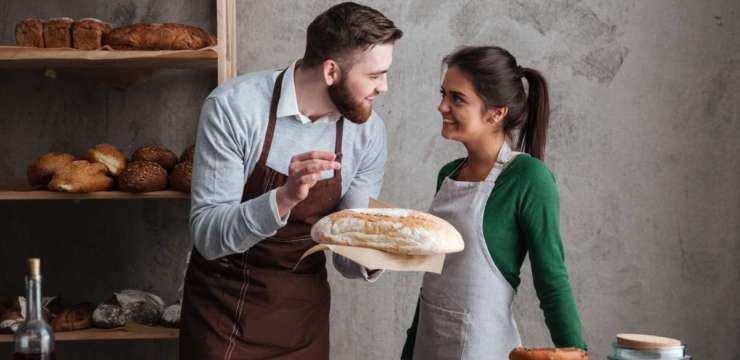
[15,18,45,47]
[105,23,216,50]
[72,18,111,50]
[114,290,165,326]
[43,17,74,48]
[117,161,168,192]
[51,302,95,332]
[132,145,178,171]
[85,143,127,176]
[161,303,181,328]
[48,160,113,193]
[311,208,464,255]
[509,347,589,360]
[180,144,195,163]
[27,152,75,186]
[169,161,192,192]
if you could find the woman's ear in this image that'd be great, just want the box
[487,106,509,126]
[322,60,341,86]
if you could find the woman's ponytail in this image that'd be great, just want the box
[519,67,549,160]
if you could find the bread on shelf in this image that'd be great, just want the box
[48,160,114,193]
[72,18,112,50]
[85,143,127,177]
[15,18,45,47]
[117,161,168,193]
[43,17,74,48]
[105,23,216,50]
[27,152,76,186]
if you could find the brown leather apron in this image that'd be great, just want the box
[179,69,344,360]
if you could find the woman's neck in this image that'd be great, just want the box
[458,134,506,181]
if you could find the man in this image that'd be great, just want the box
[179,2,402,359]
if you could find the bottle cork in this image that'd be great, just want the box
[28,258,41,279]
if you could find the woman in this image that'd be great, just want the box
[401,46,587,359]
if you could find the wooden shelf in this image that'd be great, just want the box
[0,190,189,201]
[0,323,178,342]
[0,46,218,70]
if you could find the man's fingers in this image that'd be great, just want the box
[292,151,337,163]
[291,159,340,176]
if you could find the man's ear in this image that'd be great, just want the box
[322,60,341,86]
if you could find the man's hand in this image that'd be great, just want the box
[276,151,341,218]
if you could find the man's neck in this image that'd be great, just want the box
[294,62,337,121]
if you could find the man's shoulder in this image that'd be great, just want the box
[206,69,278,106]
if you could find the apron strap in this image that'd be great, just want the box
[258,69,288,164]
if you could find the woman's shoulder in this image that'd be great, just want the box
[506,154,556,185]
[436,158,465,189]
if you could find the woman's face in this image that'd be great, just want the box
[438,66,498,143]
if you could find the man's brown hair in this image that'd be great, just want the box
[302,2,402,68]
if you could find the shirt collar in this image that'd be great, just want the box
[276,60,340,124]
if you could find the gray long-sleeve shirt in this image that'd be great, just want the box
[189,62,387,280]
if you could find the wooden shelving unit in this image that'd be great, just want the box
[0,324,178,343]
[1,0,235,347]
[0,190,188,201]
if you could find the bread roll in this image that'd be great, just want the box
[311,208,464,255]
[48,160,113,193]
[27,152,75,186]
[105,23,216,50]
[15,18,44,47]
[132,145,178,171]
[180,144,195,163]
[72,18,111,50]
[509,347,589,360]
[117,161,168,192]
[51,302,95,332]
[92,304,127,329]
[114,290,165,326]
[43,17,73,48]
[161,303,181,328]
[85,143,127,176]
[169,161,192,192]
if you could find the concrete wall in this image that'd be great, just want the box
[1,1,739,359]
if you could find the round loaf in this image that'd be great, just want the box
[132,145,178,171]
[161,303,181,328]
[114,289,165,326]
[27,152,75,186]
[180,144,195,163]
[48,160,113,193]
[92,304,127,329]
[51,302,95,332]
[509,347,588,360]
[117,161,168,193]
[85,143,127,176]
[169,161,192,192]
[310,208,464,255]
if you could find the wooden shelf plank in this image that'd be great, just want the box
[0,46,218,69]
[0,323,178,342]
[0,190,189,200]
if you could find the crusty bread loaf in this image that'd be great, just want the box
[27,152,75,186]
[117,161,168,193]
[311,208,464,255]
[180,144,195,163]
[132,145,178,171]
[169,161,192,192]
[51,302,95,332]
[48,160,113,193]
[15,18,45,47]
[85,143,127,176]
[509,347,589,360]
[43,17,73,48]
[92,304,127,329]
[105,23,216,50]
[72,18,111,50]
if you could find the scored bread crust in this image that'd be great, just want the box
[509,347,589,360]
[48,160,113,193]
[85,143,127,176]
[310,208,463,255]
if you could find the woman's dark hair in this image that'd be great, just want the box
[443,46,550,160]
[303,2,403,68]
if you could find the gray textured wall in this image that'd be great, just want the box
[1,1,739,359]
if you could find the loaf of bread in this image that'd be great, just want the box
[0,297,24,334]
[169,161,192,192]
[105,23,216,50]
[72,18,111,50]
[85,143,127,176]
[161,303,181,328]
[114,290,165,326]
[43,17,74,48]
[311,208,464,255]
[51,302,95,332]
[48,160,113,193]
[92,304,127,329]
[509,347,589,360]
[132,145,178,171]
[180,144,195,163]
[15,18,45,47]
[117,161,168,192]
[27,152,75,186]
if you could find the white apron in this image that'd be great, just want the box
[412,142,522,360]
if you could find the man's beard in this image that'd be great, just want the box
[328,77,374,124]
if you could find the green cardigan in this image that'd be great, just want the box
[402,155,587,358]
